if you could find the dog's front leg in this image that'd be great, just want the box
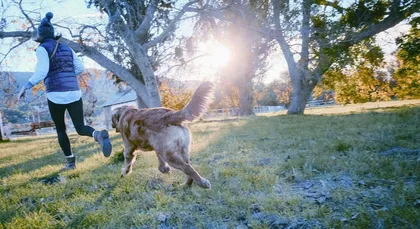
[122,143,136,176]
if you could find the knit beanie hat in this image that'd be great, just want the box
[37,12,54,41]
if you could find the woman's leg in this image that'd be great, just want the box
[47,99,72,157]
[67,98,112,157]
[66,98,94,137]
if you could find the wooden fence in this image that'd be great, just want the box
[205,106,286,118]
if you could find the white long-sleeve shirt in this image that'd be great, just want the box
[25,46,84,104]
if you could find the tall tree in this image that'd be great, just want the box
[314,42,394,104]
[393,18,420,99]
[0,0,203,107]
[195,0,271,115]
[271,0,420,114]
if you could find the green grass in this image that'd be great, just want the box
[1,106,420,228]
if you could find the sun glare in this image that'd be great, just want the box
[204,43,231,67]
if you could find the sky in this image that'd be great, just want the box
[0,0,411,84]
[0,0,105,71]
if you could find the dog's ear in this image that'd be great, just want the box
[111,108,122,132]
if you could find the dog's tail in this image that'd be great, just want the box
[166,81,215,125]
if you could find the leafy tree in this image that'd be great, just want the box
[160,80,193,110]
[393,19,420,99]
[255,79,292,107]
[254,82,279,106]
[213,80,240,109]
[270,79,292,107]
[196,0,271,115]
[314,42,393,104]
[0,72,18,108]
[1,108,28,123]
[270,0,420,114]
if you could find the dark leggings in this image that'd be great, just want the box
[48,98,95,156]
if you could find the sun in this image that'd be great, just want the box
[202,42,231,67]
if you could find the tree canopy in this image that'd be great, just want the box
[270,0,420,113]
[393,19,420,99]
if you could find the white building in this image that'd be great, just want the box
[102,90,138,129]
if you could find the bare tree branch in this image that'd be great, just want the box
[135,0,158,38]
[0,30,32,39]
[53,24,77,38]
[299,0,312,70]
[102,1,131,38]
[272,0,298,74]
[0,37,29,64]
[79,25,107,40]
[143,0,199,50]
[160,53,208,75]
[14,0,35,30]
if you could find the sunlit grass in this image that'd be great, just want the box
[1,105,419,228]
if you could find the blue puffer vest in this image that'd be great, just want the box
[40,39,79,92]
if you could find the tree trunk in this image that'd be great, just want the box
[0,112,4,141]
[238,76,254,116]
[136,95,148,108]
[129,42,162,108]
[63,39,153,107]
[287,75,315,115]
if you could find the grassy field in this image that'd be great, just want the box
[1,104,419,228]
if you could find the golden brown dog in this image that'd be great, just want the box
[111,82,214,189]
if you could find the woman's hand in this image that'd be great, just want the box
[17,87,26,103]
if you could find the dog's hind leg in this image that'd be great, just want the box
[166,153,210,189]
[122,143,136,176]
[156,153,171,174]
[181,146,193,187]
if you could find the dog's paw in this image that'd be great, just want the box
[158,164,171,174]
[198,178,211,189]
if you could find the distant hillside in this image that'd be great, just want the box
[0,69,120,106]
[0,72,38,98]
[0,70,119,124]
[1,70,205,104]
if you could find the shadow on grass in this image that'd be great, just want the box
[0,140,99,179]
[0,135,124,227]
[0,134,122,179]
[65,175,122,228]
[0,162,122,227]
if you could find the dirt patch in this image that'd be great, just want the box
[250,212,325,229]
[39,173,64,185]
[289,173,406,224]
[291,174,353,205]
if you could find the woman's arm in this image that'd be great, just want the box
[24,46,50,89]
[71,49,85,76]
[18,47,49,102]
